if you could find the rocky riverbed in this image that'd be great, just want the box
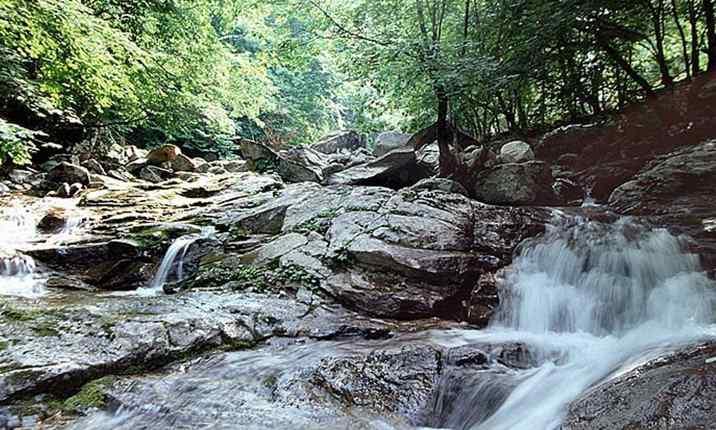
[0,124,715,429]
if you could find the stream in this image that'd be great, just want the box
[0,193,714,429]
[61,213,716,429]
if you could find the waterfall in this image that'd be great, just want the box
[0,202,43,297]
[140,227,215,295]
[430,214,716,430]
[0,199,87,298]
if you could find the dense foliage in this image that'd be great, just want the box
[313,0,716,139]
[1,0,715,165]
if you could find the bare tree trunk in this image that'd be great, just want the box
[436,87,457,177]
[651,0,675,86]
[597,37,656,95]
[688,0,701,75]
[671,0,692,78]
[704,0,716,70]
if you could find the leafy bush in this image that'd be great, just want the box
[0,119,36,166]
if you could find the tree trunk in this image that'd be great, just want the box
[671,0,692,78]
[652,0,674,86]
[688,0,701,75]
[597,38,656,95]
[704,0,716,70]
[436,87,457,177]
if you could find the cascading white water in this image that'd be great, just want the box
[0,199,87,298]
[431,214,716,430]
[139,227,215,296]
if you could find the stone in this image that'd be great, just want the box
[46,162,91,186]
[410,178,469,196]
[55,183,72,198]
[0,182,10,195]
[374,131,412,157]
[125,158,148,174]
[139,165,171,183]
[69,183,84,197]
[208,165,228,175]
[325,148,432,189]
[608,140,716,273]
[37,208,67,233]
[146,144,181,165]
[416,142,440,174]
[564,342,716,430]
[277,147,329,183]
[8,169,34,185]
[170,153,198,172]
[220,159,249,173]
[473,161,557,206]
[240,140,279,164]
[553,178,583,204]
[311,130,365,154]
[499,140,535,163]
[82,159,106,176]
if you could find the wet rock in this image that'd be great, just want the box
[125,158,148,174]
[564,342,716,430]
[240,140,279,166]
[170,153,198,172]
[553,178,584,204]
[301,344,443,422]
[217,159,249,173]
[374,131,411,157]
[498,140,534,163]
[46,162,91,186]
[608,140,716,272]
[69,182,83,196]
[7,169,34,185]
[37,208,67,233]
[312,130,365,154]
[0,182,9,195]
[139,166,171,183]
[277,147,328,183]
[473,161,557,206]
[416,142,440,174]
[410,178,469,197]
[82,159,106,176]
[208,165,227,175]
[54,182,72,198]
[325,148,432,189]
[146,144,181,165]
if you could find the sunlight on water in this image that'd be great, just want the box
[0,198,87,298]
[430,215,716,430]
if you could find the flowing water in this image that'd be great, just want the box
[138,226,215,295]
[54,214,716,429]
[428,214,716,429]
[0,199,86,298]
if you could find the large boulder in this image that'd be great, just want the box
[278,147,331,183]
[170,153,198,172]
[325,148,432,189]
[416,142,440,174]
[312,131,364,154]
[46,162,91,186]
[564,342,716,430]
[473,161,557,206]
[608,140,716,273]
[498,140,535,163]
[139,166,172,183]
[146,144,181,165]
[228,185,547,321]
[374,132,412,157]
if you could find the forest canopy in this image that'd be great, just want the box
[1,0,716,164]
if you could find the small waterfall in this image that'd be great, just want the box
[429,215,716,430]
[141,227,215,295]
[0,199,87,298]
